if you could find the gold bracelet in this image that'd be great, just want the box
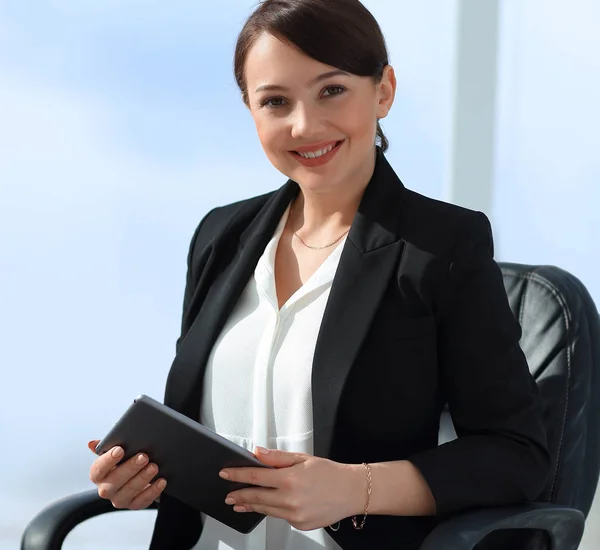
[351,462,372,530]
[328,462,372,532]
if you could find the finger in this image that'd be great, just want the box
[110,462,160,508]
[234,502,290,520]
[93,451,149,494]
[88,440,100,453]
[90,446,128,483]
[226,487,283,509]
[128,478,168,511]
[101,452,151,488]
[253,447,308,468]
[220,466,281,488]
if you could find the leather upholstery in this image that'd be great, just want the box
[439,262,600,549]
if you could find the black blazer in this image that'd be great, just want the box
[149,150,550,550]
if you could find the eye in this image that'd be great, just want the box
[322,85,346,97]
[260,97,287,109]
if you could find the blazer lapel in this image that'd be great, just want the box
[312,151,407,458]
[165,181,298,418]
[165,149,408,462]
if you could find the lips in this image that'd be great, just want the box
[290,140,344,167]
[293,140,340,155]
[292,140,343,156]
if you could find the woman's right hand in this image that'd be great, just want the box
[88,440,167,510]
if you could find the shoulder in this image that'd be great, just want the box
[393,187,504,323]
[399,187,494,260]
[373,152,493,258]
[189,189,278,250]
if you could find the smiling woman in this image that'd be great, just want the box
[87,1,550,550]
[235,1,394,200]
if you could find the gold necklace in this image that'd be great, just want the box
[291,203,350,250]
[294,228,350,250]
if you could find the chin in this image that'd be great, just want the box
[268,148,348,189]
[287,160,341,183]
[295,174,346,195]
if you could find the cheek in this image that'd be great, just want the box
[252,112,281,143]
[340,99,378,140]
[253,117,288,165]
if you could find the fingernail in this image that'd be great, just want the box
[111,447,124,458]
[255,446,270,455]
[136,454,147,464]
[157,479,167,490]
[234,505,247,512]
[225,497,236,505]
[219,470,229,479]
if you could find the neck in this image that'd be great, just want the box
[291,147,377,234]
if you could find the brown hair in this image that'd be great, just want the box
[234,0,390,152]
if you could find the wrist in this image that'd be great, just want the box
[342,462,369,517]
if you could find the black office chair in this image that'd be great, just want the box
[21,263,600,550]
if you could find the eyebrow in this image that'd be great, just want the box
[254,70,351,93]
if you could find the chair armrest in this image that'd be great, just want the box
[20,489,158,550]
[419,502,584,550]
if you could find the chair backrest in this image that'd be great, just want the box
[438,263,600,516]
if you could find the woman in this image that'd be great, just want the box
[88,0,550,549]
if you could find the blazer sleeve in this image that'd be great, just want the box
[175,207,219,354]
[408,211,550,518]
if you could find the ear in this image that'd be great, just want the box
[376,65,396,120]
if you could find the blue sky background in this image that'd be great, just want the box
[0,1,598,548]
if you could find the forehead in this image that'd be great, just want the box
[245,32,337,90]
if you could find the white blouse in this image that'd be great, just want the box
[193,205,344,550]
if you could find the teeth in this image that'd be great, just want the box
[297,143,336,159]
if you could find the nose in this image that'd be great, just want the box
[289,102,325,141]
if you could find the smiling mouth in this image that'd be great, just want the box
[292,140,344,159]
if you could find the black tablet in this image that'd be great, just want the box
[95,394,272,534]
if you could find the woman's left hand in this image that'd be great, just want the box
[219,447,362,531]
